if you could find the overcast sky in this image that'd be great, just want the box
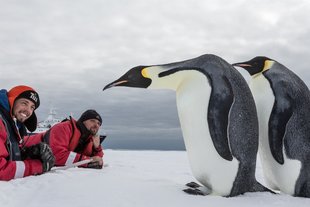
[1,0,309,150]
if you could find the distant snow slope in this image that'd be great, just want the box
[1,150,309,207]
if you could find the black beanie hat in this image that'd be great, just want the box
[7,85,40,132]
[16,90,40,109]
[78,109,102,125]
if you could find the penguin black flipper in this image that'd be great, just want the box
[207,75,234,161]
[267,77,294,164]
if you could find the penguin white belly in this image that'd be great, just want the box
[175,71,239,196]
[250,75,301,195]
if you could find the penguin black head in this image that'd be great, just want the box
[103,66,152,91]
[104,55,223,92]
[232,56,274,76]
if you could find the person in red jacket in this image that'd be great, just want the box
[42,109,104,169]
[0,85,55,181]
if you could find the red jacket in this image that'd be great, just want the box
[0,120,43,181]
[36,118,104,167]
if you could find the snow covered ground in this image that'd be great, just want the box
[1,150,310,207]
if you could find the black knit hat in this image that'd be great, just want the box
[8,85,40,132]
[78,109,102,125]
[16,90,40,109]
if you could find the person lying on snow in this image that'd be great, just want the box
[0,85,55,181]
[35,109,104,169]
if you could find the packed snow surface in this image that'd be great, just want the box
[1,150,310,207]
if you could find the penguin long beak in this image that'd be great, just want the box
[232,63,252,68]
[103,66,152,91]
[232,61,259,76]
[103,80,128,91]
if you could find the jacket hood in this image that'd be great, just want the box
[0,89,10,112]
[1,86,39,132]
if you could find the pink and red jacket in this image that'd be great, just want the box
[36,118,104,167]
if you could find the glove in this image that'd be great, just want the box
[23,143,55,172]
[87,161,103,169]
[87,156,103,169]
[21,144,41,159]
[39,143,55,172]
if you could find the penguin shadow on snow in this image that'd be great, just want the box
[103,54,275,197]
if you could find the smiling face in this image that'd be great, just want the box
[83,119,101,135]
[12,98,36,123]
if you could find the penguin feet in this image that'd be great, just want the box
[183,182,209,196]
[183,188,206,196]
[185,181,202,189]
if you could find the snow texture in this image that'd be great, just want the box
[1,150,310,207]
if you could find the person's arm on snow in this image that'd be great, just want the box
[0,121,47,181]
[21,142,55,173]
[49,123,94,166]
[88,135,104,168]
[79,134,104,169]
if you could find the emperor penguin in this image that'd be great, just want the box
[233,56,310,197]
[103,54,271,197]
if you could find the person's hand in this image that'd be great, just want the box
[23,143,55,173]
[92,135,100,149]
[39,143,55,172]
[87,156,103,169]
[22,143,41,159]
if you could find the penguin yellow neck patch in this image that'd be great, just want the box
[263,60,274,72]
[141,68,149,78]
